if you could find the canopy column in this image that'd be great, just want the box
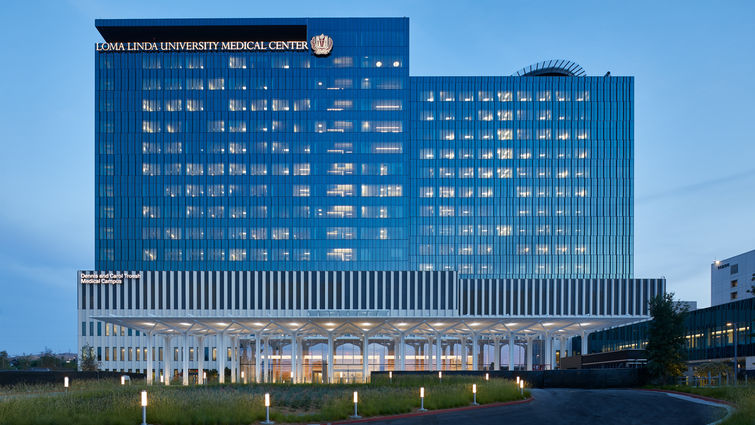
[163,335,172,385]
[581,330,590,355]
[197,336,205,384]
[508,333,515,371]
[327,333,334,383]
[182,333,190,386]
[362,333,369,383]
[526,336,534,371]
[461,336,467,370]
[472,333,479,370]
[290,333,298,384]
[493,336,500,371]
[399,333,406,371]
[146,332,153,385]
[255,333,262,383]
[217,332,226,383]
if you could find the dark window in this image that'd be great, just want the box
[731,264,738,274]
[150,273,156,309]
[303,272,309,310]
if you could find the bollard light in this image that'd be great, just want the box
[121,376,126,386]
[389,371,392,382]
[262,393,274,424]
[140,391,148,425]
[241,370,246,384]
[64,376,69,392]
[519,379,524,396]
[438,371,442,380]
[419,387,426,411]
[485,373,489,381]
[472,383,478,406]
[516,376,520,385]
[350,391,361,419]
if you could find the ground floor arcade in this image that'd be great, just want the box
[93,316,628,385]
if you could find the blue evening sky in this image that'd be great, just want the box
[1,0,753,355]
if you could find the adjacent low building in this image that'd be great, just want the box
[712,249,755,306]
[586,297,755,374]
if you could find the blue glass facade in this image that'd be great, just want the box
[587,298,755,363]
[95,18,633,279]
[409,77,633,278]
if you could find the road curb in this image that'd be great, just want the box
[639,389,735,425]
[639,389,736,407]
[333,396,534,424]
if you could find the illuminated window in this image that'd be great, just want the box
[229,99,247,111]
[439,206,455,217]
[293,185,310,197]
[327,248,354,261]
[327,184,354,197]
[326,227,356,239]
[326,206,355,218]
[497,91,512,101]
[361,185,402,197]
[328,163,354,175]
[497,129,513,140]
[439,187,454,198]
[208,78,225,90]
[293,163,310,176]
[272,228,289,240]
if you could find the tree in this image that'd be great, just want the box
[39,348,59,370]
[0,351,9,369]
[646,293,688,383]
[80,344,99,371]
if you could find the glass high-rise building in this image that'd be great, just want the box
[81,17,655,383]
[95,17,632,279]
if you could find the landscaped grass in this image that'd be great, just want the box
[653,384,755,425]
[0,375,529,425]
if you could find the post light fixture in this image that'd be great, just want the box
[64,376,69,392]
[472,384,478,405]
[262,393,274,424]
[140,391,148,425]
[350,391,361,419]
[419,387,426,411]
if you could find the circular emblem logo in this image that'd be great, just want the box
[310,34,333,56]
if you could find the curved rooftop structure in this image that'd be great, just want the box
[513,59,586,77]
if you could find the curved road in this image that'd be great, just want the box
[362,389,728,425]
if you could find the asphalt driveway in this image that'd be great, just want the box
[359,388,729,425]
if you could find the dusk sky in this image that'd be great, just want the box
[1,0,753,355]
